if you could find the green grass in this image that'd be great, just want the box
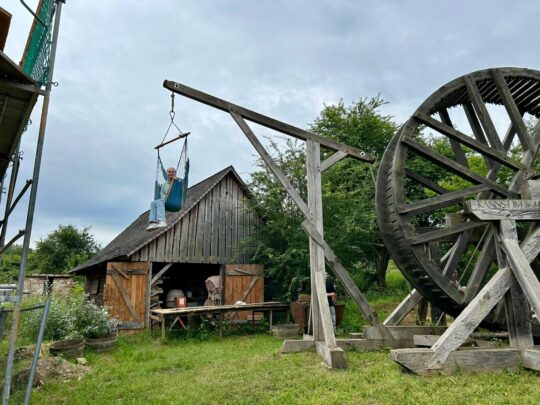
[9,333,540,405]
[4,268,540,404]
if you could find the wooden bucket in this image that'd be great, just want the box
[49,339,85,358]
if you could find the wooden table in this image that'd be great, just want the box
[151,302,289,339]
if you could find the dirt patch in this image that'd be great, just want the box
[12,355,91,390]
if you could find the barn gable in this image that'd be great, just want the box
[73,165,258,273]
[130,169,257,264]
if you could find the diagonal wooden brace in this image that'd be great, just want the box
[502,238,540,319]
[302,219,393,342]
[428,268,513,369]
[230,111,391,340]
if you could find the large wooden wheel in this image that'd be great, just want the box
[376,67,540,321]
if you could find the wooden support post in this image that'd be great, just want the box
[230,112,389,341]
[502,238,540,319]
[306,140,345,368]
[146,262,152,328]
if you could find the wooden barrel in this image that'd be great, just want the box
[49,339,85,358]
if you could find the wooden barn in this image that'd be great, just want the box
[72,166,263,331]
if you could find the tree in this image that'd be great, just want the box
[29,225,100,274]
[246,97,398,299]
[0,245,24,284]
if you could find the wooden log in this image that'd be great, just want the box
[427,268,514,369]
[392,347,521,375]
[503,282,534,349]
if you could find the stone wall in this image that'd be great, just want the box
[24,275,75,296]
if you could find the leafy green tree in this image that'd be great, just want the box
[247,98,397,299]
[0,245,24,284]
[29,225,100,274]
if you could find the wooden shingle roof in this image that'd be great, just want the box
[72,166,249,273]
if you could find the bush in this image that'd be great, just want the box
[19,290,118,343]
[75,300,118,338]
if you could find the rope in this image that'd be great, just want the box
[157,92,189,179]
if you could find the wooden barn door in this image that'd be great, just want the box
[224,264,264,320]
[104,262,148,330]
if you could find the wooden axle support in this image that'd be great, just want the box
[164,81,392,368]
[391,193,540,375]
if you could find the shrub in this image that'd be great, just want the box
[75,300,119,338]
[19,290,118,343]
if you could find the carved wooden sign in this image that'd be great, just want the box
[464,200,540,220]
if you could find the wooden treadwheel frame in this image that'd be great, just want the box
[376,67,540,321]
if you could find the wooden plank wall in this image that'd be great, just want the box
[224,264,264,320]
[130,173,259,264]
[103,262,148,329]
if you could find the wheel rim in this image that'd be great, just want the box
[376,67,540,319]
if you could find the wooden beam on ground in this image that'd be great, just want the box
[427,268,513,369]
[165,80,374,162]
[392,347,521,376]
[383,289,423,326]
[521,349,540,371]
[316,342,347,368]
[280,340,315,353]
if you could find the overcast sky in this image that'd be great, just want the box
[3,0,540,248]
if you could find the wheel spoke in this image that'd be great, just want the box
[405,169,448,195]
[439,109,469,167]
[492,70,534,152]
[464,76,504,151]
[403,137,518,198]
[400,184,489,215]
[414,111,528,172]
[412,221,486,245]
[463,102,495,170]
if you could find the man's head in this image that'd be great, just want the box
[324,272,328,280]
[167,167,177,181]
